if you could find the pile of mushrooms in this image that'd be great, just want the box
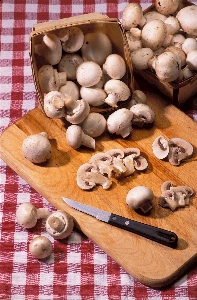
[159,181,194,211]
[16,202,74,259]
[122,1,197,83]
[76,147,148,190]
[152,135,194,165]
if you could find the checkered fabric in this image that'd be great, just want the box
[1,1,197,299]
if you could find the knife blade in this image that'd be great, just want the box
[63,197,178,248]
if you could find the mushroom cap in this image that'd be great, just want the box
[46,210,74,239]
[22,132,52,164]
[58,53,84,80]
[131,48,154,70]
[104,79,131,101]
[155,51,181,82]
[152,135,169,159]
[126,186,154,211]
[182,38,197,55]
[186,50,197,70]
[65,99,90,124]
[58,26,84,53]
[164,16,181,35]
[59,81,80,101]
[16,202,38,228]
[176,5,197,36]
[81,32,112,66]
[81,113,107,137]
[122,3,143,30]
[103,54,126,80]
[44,91,66,118]
[76,61,102,87]
[164,46,186,67]
[66,125,83,149]
[80,86,106,106]
[38,65,58,93]
[141,20,167,51]
[143,11,167,23]
[155,0,180,16]
[107,108,133,138]
[42,33,62,65]
[29,236,53,259]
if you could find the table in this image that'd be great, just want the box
[1,1,197,299]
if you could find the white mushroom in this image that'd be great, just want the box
[89,152,114,177]
[106,149,127,177]
[41,33,62,65]
[182,38,197,55]
[81,32,112,66]
[22,132,52,164]
[76,61,102,87]
[186,50,197,70]
[80,86,107,106]
[122,3,145,30]
[58,53,83,80]
[126,31,143,52]
[126,186,154,213]
[164,46,186,67]
[176,5,197,36]
[64,96,90,124]
[154,51,181,82]
[168,137,194,166]
[164,16,180,35]
[107,108,133,138]
[38,65,67,93]
[59,81,80,101]
[44,91,66,118]
[143,11,167,23]
[130,103,155,127]
[130,48,154,70]
[123,148,141,176]
[141,20,167,52]
[103,54,126,80]
[29,235,53,259]
[76,162,112,190]
[58,26,84,53]
[182,65,194,80]
[171,33,186,45]
[16,202,50,229]
[46,210,74,239]
[155,0,180,16]
[81,113,106,138]
[66,125,95,150]
[104,79,131,107]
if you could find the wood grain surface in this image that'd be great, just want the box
[0,91,197,288]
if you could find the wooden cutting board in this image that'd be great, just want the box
[0,91,197,288]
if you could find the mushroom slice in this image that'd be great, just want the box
[170,185,194,205]
[58,27,84,53]
[152,135,169,159]
[124,147,140,158]
[168,138,193,166]
[130,103,155,127]
[133,155,148,171]
[161,181,173,192]
[159,190,178,211]
[89,152,114,177]
[106,149,127,177]
[76,162,112,190]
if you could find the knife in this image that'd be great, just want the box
[63,197,178,248]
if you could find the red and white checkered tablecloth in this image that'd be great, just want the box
[1,1,197,299]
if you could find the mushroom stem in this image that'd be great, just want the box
[36,208,50,219]
[104,93,119,107]
[81,131,95,149]
[64,96,79,111]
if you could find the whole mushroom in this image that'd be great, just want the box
[103,54,126,80]
[176,5,197,36]
[58,26,84,53]
[80,86,107,106]
[104,79,131,107]
[66,125,95,150]
[107,108,133,138]
[46,210,74,239]
[64,95,90,124]
[38,65,67,93]
[122,3,145,30]
[58,53,84,80]
[22,132,52,164]
[130,103,155,127]
[44,91,66,118]
[76,61,103,87]
[29,235,53,259]
[130,48,154,70]
[16,202,50,229]
[81,113,107,138]
[41,33,62,65]
[126,186,154,213]
[155,0,180,16]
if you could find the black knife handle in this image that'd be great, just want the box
[108,214,178,248]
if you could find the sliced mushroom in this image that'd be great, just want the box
[161,181,173,193]
[133,155,148,171]
[76,162,112,190]
[89,152,114,177]
[168,138,193,166]
[152,135,169,159]
[130,103,155,127]
[122,148,141,176]
[106,149,127,177]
